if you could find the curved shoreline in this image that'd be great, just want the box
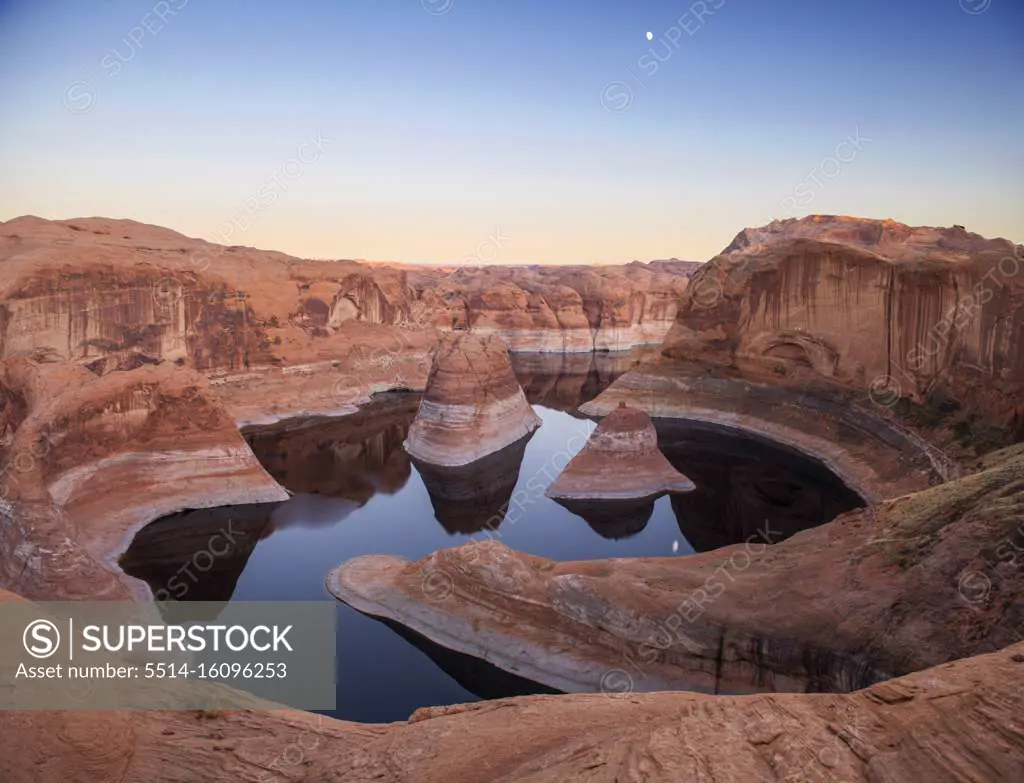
[580,366,952,503]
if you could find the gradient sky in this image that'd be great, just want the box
[1,0,1021,264]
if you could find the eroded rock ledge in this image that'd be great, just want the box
[329,446,1024,697]
[667,216,1024,458]
[0,357,286,600]
[581,362,950,503]
[5,581,1021,783]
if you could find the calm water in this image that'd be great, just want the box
[121,354,865,722]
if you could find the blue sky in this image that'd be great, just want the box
[0,0,1021,263]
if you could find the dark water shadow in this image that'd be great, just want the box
[551,497,655,539]
[377,616,561,701]
[119,504,278,604]
[655,419,866,552]
[413,432,535,535]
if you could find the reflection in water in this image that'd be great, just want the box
[378,617,559,700]
[551,497,655,539]
[413,433,535,535]
[510,351,635,417]
[656,420,866,552]
[268,494,363,531]
[243,393,419,501]
[119,504,277,603]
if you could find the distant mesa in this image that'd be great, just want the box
[414,432,534,535]
[546,403,695,501]
[403,332,541,467]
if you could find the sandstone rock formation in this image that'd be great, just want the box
[3,582,1022,782]
[330,445,1024,698]
[0,356,286,601]
[581,359,950,504]
[666,215,1024,457]
[403,332,541,466]
[407,262,691,352]
[2,585,1024,781]
[546,404,695,500]
[4,213,1023,782]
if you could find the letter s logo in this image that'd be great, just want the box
[23,619,61,659]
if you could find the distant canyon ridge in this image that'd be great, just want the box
[0,215,700,368]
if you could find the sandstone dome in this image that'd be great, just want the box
[403,332,541,466]
[546,403,695,500]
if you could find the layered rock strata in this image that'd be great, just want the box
[0,217,691,382]
[582,362,947,503]
[403,332,541,466]
[546,403,695,500]
[0,357,287,600]
[330,446,1024,697]
[3,583,1023,782]
[666,215,1024,455]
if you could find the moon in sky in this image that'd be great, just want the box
[646,31,654,41]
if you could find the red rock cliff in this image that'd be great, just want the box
[667,216,1024,447]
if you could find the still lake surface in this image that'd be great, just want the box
[121,354,865,722]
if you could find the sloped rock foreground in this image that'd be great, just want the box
[2,583,1022,782]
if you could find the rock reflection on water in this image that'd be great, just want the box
[510,351,635,418]
[413,433,535,535]
[242,392,419,502]
[119,504,277,604]
[551,497,655,539]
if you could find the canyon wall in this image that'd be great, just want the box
[661,216,1024,453]
[0,217,694,379]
